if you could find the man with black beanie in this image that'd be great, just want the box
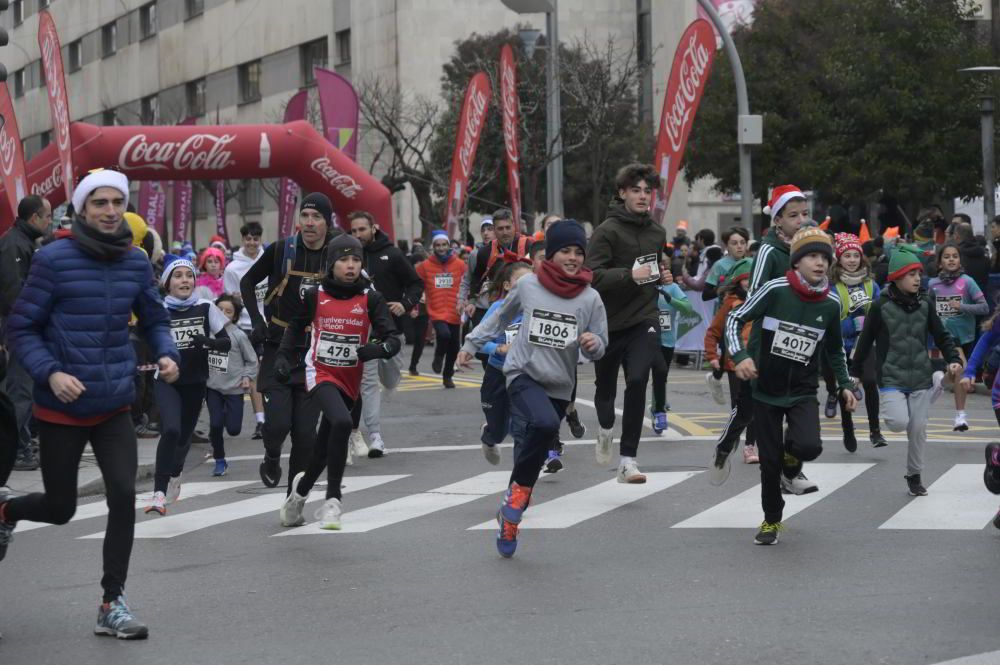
[240,192,342,493]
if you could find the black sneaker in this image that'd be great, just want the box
[993,506,1000,530]
[870,430,888,448]
[824,393,838,419]
[251,422,263,440]
[542,451,563,474]
[190,430,209,444]
[565,410,586,439]
[13,449,39,471]
[431,357,443,374]
[409,367,420,376]
[985,443,1000,494]
[259,455,282,488]
[905,474,928,496]
[843,429,857,453]
[754,521,783,545]
[443,377,455,389]
[0,495,14,562]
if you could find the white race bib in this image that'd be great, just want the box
[170,317,203,350]
[658,310,672,332]
[770,321,819,365]
[633,253,661,285]
[935,295,961,319]
[255,281,269,304]
[208,351,229,373]
[528,310,578,349]
[847,286,869,312]
[504,322,521,346]
[434,273,454,289]
[315,332,360,367]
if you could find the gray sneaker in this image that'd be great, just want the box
[280,472,308,527]
[95,596,149,639]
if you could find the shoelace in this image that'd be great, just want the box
[507,486,532,511]
[759,522,784,534]
[104,601,137,629]
[498,517,518,541]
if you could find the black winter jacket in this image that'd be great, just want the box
[363,229,424,311]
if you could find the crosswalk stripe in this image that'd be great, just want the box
[81,475,408,540]
[467,471,701,530]
[672,463,875,529]
[275,471,510,535]
[879,465,998,530]
[18,481,255,534]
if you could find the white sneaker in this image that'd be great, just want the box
[280,472,308,527]
[617,458,647,484]
[482,443,501,466]
[166,475,182,504]
[953,411,969,432]
[930,371,945,404]
[144,491,166,516]
[350,431,369,458]
[368,433,386,459]
[315,498,343,530]
[596,428,614,466]
[780,471,819,495]
[345,445,354,466]
[706,372,726,405]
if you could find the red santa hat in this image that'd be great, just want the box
[762,184,805,219]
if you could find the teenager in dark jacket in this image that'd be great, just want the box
[0,169,180,638]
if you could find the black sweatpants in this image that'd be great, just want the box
[507,375,568,488]
[153,380,206,493]
[480,364,510,446]
[0,391,17,487]
[716,376,756,454]
[206,389,244,460]
[5,411,137,602]
[753,399,823,524]
[409,313,430,370]
[650,346,675,413]
[432,321,461,380]
[593,319,660,457]
[296,383,354,500]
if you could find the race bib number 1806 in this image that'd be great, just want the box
[770,321,819,365]
[528,310,578,349]
[316,332,360,367]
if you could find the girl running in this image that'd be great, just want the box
[278,235,400,530]
[146,258,231,515]
[205,295,258,477]
[458,220,608,558]
[928,241,988,431]
[194,247,227,299]
[650,257,692,434]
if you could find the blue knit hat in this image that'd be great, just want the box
[545,219,587,259]
[160,255,198,287]
[430,229,449,243]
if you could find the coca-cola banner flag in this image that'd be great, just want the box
[444,72,491,238]
[214,179,229,245]
[499,45,522,233]
[278,90,308,237]
[0,82,29,229]
[651,19,715,223]
[37,10,75,204]
[314,68,359,162]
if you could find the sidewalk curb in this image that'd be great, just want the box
[77,462,156,498]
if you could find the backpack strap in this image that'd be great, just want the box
[263,234,300,306]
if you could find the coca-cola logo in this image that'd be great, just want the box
[665,31,712,153]
[0,128,16,177]
[30,163,62,197]
[500,60,519,166]
[119,133,237,171]
[458,87,488,179]
[310,157,362,199]
[39,29,71,154]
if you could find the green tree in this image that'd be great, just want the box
[684,0,993,214]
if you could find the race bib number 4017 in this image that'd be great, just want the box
[528,310,578,349]
[770,321,820,365]
[315,332,360,367]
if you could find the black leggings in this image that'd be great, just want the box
[409,314,430,370]
[296,383,354,500]
[650,346,675,412]
[5,411,137,602]
[433,321,462,380]
[153,380,206,493]
[822,356,880,433]
[594,320,659,457]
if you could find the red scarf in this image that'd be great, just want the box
[785,269,829,302]
[537,260,593,298]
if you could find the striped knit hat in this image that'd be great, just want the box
[790,227,833,266]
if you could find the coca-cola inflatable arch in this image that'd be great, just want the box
[0,120,393,240]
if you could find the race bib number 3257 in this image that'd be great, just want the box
[528,310,578,349]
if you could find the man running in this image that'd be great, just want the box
[586,163,668,484]
[0,169,180,638]
[459,208,531,328]
[224,221,266,439]
[240,193,340,492]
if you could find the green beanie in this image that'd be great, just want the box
[887,244,923,282]
[721,257,753,286]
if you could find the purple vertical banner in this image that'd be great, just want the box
[314,67,359,161]
[215,179,229,245]
[277,90,308,238]
[138,181,167,237]
[153,183,167,238]
[173,181,193,245]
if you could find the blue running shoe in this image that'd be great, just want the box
[498,482,532,524]
[543,450,563,474]
[95,596,149,639]
[213,459,228,477]
[496,510,519,558]
[651,409,667,435]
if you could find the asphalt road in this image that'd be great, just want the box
[2,357,999,665]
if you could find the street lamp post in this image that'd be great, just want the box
[959,66,1000,244]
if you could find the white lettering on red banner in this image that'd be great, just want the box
[310,157,362,199]
[39,33,70,154]
[30,164,62,198]
[665,32,711,154]
[118,133,237,171]
[458,88,488,179]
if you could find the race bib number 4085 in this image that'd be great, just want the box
[315,332,360,367]
[528,310,578,349]
[170,317,203,350]
[770,321,820,365]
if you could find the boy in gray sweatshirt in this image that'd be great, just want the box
[459,220,608,558]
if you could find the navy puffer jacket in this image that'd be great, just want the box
[7,236,179,419]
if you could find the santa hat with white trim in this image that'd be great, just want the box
[762,184,805,220]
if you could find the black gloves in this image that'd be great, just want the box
[357,342,388,362]
[192,335,227,351]
[250,321,268,345]
[274,354,292,384]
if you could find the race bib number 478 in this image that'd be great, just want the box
[316,332,360,367]
[528,310,578,349]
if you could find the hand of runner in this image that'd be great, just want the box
[388,302,406,317]
[496,344,509,355]
[948,362,963,377]
[734,358,757,381]
[960,376,974,391]
[157,357,180,383]
[464,303,477,317]
[241,377,251,391]
[456,350,475,369]
[632,264,652,283]
[841,388,858,412]
[49,371,86,403]
[709,359,720,370]
[579,332,599,354]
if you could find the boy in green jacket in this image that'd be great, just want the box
[851,245,962,497]
[726,228,858,545]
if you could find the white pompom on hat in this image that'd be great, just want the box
[72,168,130,214]
[763,184,805,219]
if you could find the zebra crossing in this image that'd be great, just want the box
[15,463,999,541]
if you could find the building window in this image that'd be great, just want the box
[68,40,82,73]
[301,38,329,86]
[141,95,159,125]
[12,1,22,26]
[335,29,351,65]
[238,60,261,104]
[140,3,157,39]
[186,78,206,117]
[102,22,117,58]
[102,109,117,126]
[240,180,262,212]
[40,131,51,149]
[13,69,24,98]
[186,0,204,20]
